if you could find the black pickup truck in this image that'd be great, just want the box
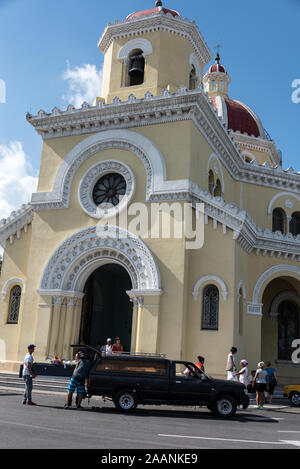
[84,351,249,418]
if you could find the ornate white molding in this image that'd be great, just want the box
[98,12,211,65]
[192,275,228,301]
[117,38,153,59]
[237,280,247,304]
[38,225,162,296]
[1,278,25,301]
[189,53,202,81]
[0,204,33,249]
[252,264,300,304]
[267,192,300,216]
[269,290,300,322]
[78,160,135,219]
[207,153,225,193]
[26,88,300,195]
[30,129,166,210]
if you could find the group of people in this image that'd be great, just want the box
[22,343,278,411]
[227,346,278,409]
[99,337,123,355]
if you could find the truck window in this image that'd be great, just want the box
[95,359,167,375]
[175,363,201,378]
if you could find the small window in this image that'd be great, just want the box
[290,212,300,236]
[189,65,197,90]
[272,208,286,234]
[95,359,167,375]
[202,285,219,330]
[214,179,222,197]
[238,288,244,336]
[208,170,215,195]
[7,285,21,324]
[211,80,216,92]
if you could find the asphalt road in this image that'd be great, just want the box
[0,387,299,451]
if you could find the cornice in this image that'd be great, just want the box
[0,204,33,248]
[1,187,300,258]
[26,88,300,194]
[98,12,211,65]
[231,132,281,166]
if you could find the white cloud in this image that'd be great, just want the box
[0,141,38,221]
[62,61,103,108]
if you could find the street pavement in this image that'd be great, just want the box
[0,376,299,450]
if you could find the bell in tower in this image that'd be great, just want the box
[128,50,145,86]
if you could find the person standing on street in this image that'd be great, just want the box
[253,361,269,409]
[22,344,37,406]
[265,361,278,404]
[234,360,248,387]
[64,351,91,409]
[226,347,238,381]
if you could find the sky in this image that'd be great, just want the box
[0,0,299,228]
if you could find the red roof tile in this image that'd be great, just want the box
[127,8,179,20]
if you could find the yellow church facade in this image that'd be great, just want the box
[0,2,300,382]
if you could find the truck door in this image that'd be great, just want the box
[170,361,213,404]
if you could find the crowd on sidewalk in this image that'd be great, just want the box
[226,346,278,409]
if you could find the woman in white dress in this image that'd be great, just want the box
[226,347,238,381]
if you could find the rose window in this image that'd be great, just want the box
[92,173,127,207]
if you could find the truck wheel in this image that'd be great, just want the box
[289,391,300,407]
[114,389,137,412]
[213,395,237,418]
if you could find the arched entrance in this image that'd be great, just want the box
[261,276,300,363]
[79,263,133,351]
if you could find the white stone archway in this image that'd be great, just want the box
[39,225,161,296]
[31,129,167,210]
[252,264,300,305]
[192,275,228,301]
[38,225,162,357]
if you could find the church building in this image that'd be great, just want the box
[0,1,299,382]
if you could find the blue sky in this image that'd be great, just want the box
[0,0,299,221]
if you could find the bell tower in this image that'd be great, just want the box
[97,1,211,103]
[203,50,231,99]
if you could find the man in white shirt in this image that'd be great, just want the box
[22,344,37,406]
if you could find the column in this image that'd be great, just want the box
[71,297,84,347]
[62,298,77,359]
[127,290,162,354]
[48,296,64,357]
[34,295,52,361]
[129,298,138,352]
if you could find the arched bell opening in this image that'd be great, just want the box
[127,49,145,87]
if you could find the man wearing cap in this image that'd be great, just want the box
[22,344,37,406]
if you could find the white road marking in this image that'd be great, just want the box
[280,441,300,447]
[158,434,298,447]
[278,431,300,433]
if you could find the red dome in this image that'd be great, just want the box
[225,99,260,137]
[127,7,180,20]
[210,97,265,138]
[209,63,226,73]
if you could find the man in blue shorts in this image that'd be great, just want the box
[64,351,91,409]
